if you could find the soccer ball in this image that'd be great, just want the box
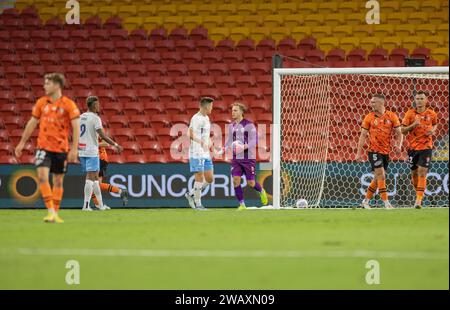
[295,199,309,208]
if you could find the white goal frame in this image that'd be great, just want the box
[272,66,450,209]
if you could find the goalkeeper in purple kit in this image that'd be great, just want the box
[224,102,269,210]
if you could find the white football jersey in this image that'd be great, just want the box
[189,112,211,159]
[78,112,102,157]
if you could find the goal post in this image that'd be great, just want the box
[272,66,449,209]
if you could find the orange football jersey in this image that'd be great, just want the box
[402,108,437,151]
[361,111,401,155]
[32,96,80,153]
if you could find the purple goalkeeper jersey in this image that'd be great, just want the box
[225,118,258,161]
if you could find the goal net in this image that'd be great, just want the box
[272,67,449,208]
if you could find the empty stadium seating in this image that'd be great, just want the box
[0,1,448,163]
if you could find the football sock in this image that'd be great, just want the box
[52,186,63,212]
[100,183,122,194]
[252,182,263,193]
[193,181,203,206]
[377,179,388,201]
[39,182,55,213]
[416,176,427,204]
[93,181,104,208]
[234,185,244,204]
[412,174,419,191]
[365,179,378,200]
[84,180,94,208]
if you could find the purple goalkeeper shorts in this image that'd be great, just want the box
[231,159,256,180]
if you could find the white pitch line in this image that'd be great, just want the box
[10,248,449,260]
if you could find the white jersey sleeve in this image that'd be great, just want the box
[189,112,211,159]
[78,112,102,157]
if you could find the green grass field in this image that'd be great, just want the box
[0,208,448,290]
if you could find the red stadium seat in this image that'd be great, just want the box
[188,64,208,77]
[215,76,235,88]
[241,87,263,101]
[142,141,163,155]
[90,29,109,41]
[75,41,95,54]
[106,64,127,78]
[278,38,297,51]
[174,40,196,52]
[150,114,172,127]
[195,39,215,52]
[172,114,191,126]
[91,77,112,90]
[154,40,175,53]
[256,39,276,52]
[368,48,389,61]
[80,53,100,65]
[117,90,138,105]
[216,39,235,52]
[165,101,186,114]
[104,17,122,30]
[0,79,10,91]
[169,28,188,40]
[221,88,241,102]
[223,51,243,63]
[190,27,208,40]
[1,54,19,67]
[44,17,63,31]
[97,89,116,104]
[84,16,102,30]
[298,37,316,50]
[305,49,325,63]
[135,128,158,141]
[236,39,255,52]
[110,29,128,41]
[128,64,148,78]
[242,51,264,63]
[132,77,152,90]
[193,76,214,89]
[0,130,10,142]
[121,141,142,156]
[179,88,200,102]
[0,143,14,156]
[0,156,17,164]
[236,76,256,88]
[84,64,105,78]
[111,128,135,143]
[71,78,91,92]
[95,41,115,54]
[111,77,132,89]
[161,52,182,64]
[203,51,223,64]
[75,89,94,105]
[199,88,221,101]
[3,116,25,130]
[109,115,129,129]
[100,53,121,66]
[249,62,271,75]
[10,78,30,91]
[173,76,194,89]
[209,63,229,76]
[347,48,367,62]
[115,41,136,54]
[5,67,25,79]
[167,64,188,77]
[129,29,148,41]
[411,48,431,60]
[121,52,141,65]
[326,48,346,62]
[129,115,149,129]
[23,18,42,31]
[147,64,167,76]
[70,29,89,41]
[30,29,50,41]
[10,30,29,42]
[150,29,168,41]
[141,52,161,65]
[102,102,122,117]
[390,48,409,63]
[138,88,159,102]
[256,75,272,89]
[60,53,79,65]
[229,63,250,76]
[107,154,124,163]
[182,51,202,64]
[159,89,179,103]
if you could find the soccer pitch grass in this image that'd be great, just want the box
[0,208,448,290]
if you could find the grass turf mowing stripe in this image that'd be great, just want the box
[10,248,449,260]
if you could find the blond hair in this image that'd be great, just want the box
[232,102,247,114]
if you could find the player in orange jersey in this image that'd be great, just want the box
[356,94,403,209]
[15,73,80,223]
[401,91,438,209]
[90,135,129,208]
